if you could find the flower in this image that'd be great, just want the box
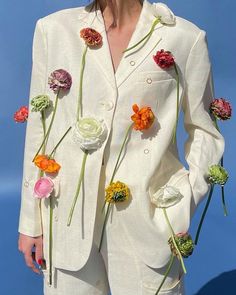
[210,98,232,121]
[71,117,108,151]
[168,232,194,258]
[34,155,61,173]
[152,3,176,25]
[150,184,184,208]
[208,164,229,186]
[14,106,28,123]
[131,104,155,131]
[34,177,54,198]
[105,181,130,203]
[80,28,103,47]
[153,49,175,69]
[31,95,51,112]
[48,69,72,92]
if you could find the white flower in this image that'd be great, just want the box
[72,117,108,151]
[152,3,176,25]
[150,184,183,208]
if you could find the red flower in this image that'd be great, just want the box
[80,28,103,47]
[48,69,72,92]
[153,49,175,69]
[14,106,29,123]
[210,98,232,120]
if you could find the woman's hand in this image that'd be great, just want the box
[18,233,43,274]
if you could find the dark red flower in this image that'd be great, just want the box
[48,69,72,92]
[14,106,29,123]
[210,98,232,120]
[153,49,175,69]
[80,28,103,47]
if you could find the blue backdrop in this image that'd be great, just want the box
[0,0,235,294]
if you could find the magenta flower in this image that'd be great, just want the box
[34,177,54,199]
[153,49,175,69]
[14,106,28,123]
[48,69,72,92]
[210,98,232,120]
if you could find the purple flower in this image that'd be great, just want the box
[48,69,72,92]
[210,98,232,120]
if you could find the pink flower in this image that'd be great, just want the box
[34,177,54,199]
[48,69,72,92]
[14,106,29,123]
[210,98,232,120]
[153,49,175,69]
[80,28,103,47]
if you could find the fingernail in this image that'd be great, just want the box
[37,258,43,265]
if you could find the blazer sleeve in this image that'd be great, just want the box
[182,29,225,214]
[18,19,48,237]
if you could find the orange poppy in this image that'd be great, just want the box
[34,155,61,173]
[131,104,155,131]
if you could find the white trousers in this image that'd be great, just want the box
[43,166,185,295]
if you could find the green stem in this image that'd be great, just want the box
[213,119,224,167]
[163,208,186,274]
[98,202,111,252]
[195,184,214,245]
[123,17,161,54]
[48,126,72,159]
[49,196,53,286]
[155,254,175,295]
[171,64,179,144]
[32,89,61,162]
[77,46,88,121]
[221,185,228,216]
[67,151,88,226]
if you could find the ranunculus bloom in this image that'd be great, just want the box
[34,177,54,198]
[153,49,175,69]
[150,184,184,208]
[152,3,176,25]
[208,164,229,186]
[34,155,61,173]
[71,117,108,151]
[14,106,29,123]
[31,95,51,112]
[48,69,72,92]
[131,104,155,131]
[210,98,232,120]
[168,232,194,258]
[80,28,103,47]
[105,181,130,203]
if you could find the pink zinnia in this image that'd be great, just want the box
[80,28,103,47]
[153,49,175,69]
[210,98,232,120]
[14,106,28,123]
[34,177,54,199]
[48,69,72,92]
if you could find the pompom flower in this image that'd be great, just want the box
[14,106,28,123]
[150,184,184,208]
[34,155,61,173]
[48,69,72,92]
[80,28,103,47]
[208,164,229,186]
[105,181,130,203]
[131,104,155,131]
[153,49,175,69]
[168,232,194,258]
[71,117,108,151]
[31,95,51,112]
[210,98,232,121]
[34,177,54,199]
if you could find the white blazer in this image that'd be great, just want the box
[18,0,225,271]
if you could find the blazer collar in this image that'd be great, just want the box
[77,0,175,89]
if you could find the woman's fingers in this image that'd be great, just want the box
[35,236,43,265]
[24,248,41,274]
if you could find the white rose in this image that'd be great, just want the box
[150,184,183,208]
[152,3,176,25]
[72,117,108,151]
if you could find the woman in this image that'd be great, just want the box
[18,0,225,294]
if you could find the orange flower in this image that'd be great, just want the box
[131,104,155,131]
[80,28,102,47]
[34,155,61,173]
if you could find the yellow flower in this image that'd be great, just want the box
[105,181,130,203]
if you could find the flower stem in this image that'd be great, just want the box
[98,202,111,252]
[171,64,179,144]
[221,185,228,216]
[155,254,175,295]
[49,195,53,286]
[123,17,161,53]
[32,89,61,162]
[214,119,224,167]
[67,150,88,226]
[77,45,88,121]
[162,208,186,274]
[195,184,214,245]
[48,126,72,159]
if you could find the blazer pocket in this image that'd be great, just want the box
[142,276,184,295]
[136,70,176,83]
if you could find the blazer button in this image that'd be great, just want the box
[130,60,135,66]
[54,215,58,222]
[24,180,29,187]
[144,149,149,154]
[146,78,152,84]
[99,100,114,111]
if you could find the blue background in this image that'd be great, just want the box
[0,0,235,294]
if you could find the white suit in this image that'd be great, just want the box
[18,0,224,293]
